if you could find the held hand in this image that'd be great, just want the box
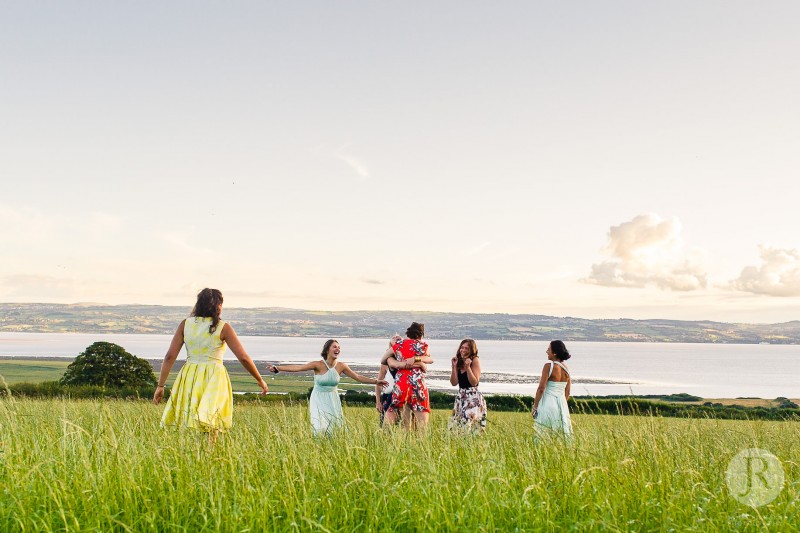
[266,364,278,374]
[152,386,164,405]
[376,379,389,387]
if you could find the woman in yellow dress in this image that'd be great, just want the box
[152,288,268,439]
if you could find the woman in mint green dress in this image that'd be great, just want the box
[267,340,387,436]
[531,340,573,440]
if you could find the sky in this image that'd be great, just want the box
[2,2,800,323]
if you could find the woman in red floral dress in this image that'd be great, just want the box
[384,322,434,430]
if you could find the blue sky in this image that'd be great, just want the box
[2,2,800,322]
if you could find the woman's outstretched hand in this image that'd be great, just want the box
[265,364,278,374]
[257,378,269,395]
[376,379,389,388]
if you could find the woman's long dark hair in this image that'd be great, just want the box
[191,288,223,334]
[550,340,571,361]
[456,339,478,371]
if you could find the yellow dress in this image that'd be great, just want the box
[161,317,233,432]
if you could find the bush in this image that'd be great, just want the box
[661,393,702,402]
[3,381,160,400]
[60,342,157,388]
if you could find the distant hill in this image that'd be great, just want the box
[1,303,799,344]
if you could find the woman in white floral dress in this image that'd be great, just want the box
[448,339,487,434]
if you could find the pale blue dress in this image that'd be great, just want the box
[534,361,573,440]
[310,360,344,436]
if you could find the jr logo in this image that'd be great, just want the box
[726,449,785,507]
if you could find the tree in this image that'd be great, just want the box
[60,342,157,388]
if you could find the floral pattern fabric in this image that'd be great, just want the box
[449,387,487,434]
[388,339,430,413]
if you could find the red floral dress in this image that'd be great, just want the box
[388,339,430,413]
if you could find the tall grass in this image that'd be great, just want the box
[1,398,797,531]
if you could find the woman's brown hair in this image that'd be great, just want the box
[191,288,223,334]
[406,322,425,340]
[455,338,478,371]
[320,339,338,359]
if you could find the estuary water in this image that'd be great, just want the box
[1,332,798,398]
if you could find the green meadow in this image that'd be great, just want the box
[1,398,797,532]
[0,359,372,395]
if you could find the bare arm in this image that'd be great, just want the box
[465,357,481,387]
[421,346,433,364]
[386,356,405,370]
[565,376,571,402]
[449,357,458,386]
[267,361,321,373]
[375,364,389,410]
[387,343,433,369]
[341,363,387,386]
[532,363,550,418]
[153,320,185,404]
[221,323,268,394]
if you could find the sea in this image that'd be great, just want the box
[1,332,798,399]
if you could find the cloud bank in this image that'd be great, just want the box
[585,214,707,291]
[730,246,800,297]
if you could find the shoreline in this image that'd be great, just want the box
[2,356,798,404]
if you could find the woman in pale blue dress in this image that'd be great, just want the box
[267,340,387,436]
[532,340,573,440]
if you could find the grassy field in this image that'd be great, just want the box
[0,359,72,384]
[0,358,376,395]
[1,398,797,531]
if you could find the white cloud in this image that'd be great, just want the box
[730,245,800,297]
[85,212,123,236]
[585,214,707,291]
[0,205,52,244]
[465,242,491,257]
[0,205,124,244]
[334,151,370,180]
[314,142,371,180]
[159,232,215,257]
[1,274,85,299]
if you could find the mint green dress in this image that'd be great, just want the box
[310,360,344,436]
[534,361,573,440]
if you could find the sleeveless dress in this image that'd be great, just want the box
[449,362,488,434]
[388,339,430,413]
[534,360,573,440]
[161,317,233,432]
[310,360,345,436]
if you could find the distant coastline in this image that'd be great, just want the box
[2,302,799,344]
[4,356,798,409]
